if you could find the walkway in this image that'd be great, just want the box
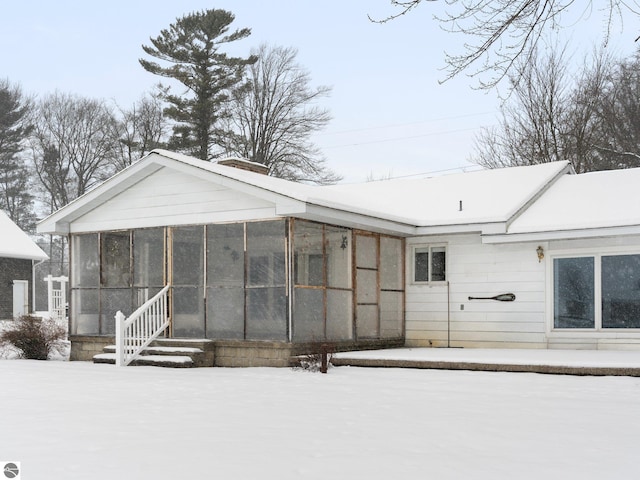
[331,348,640,376]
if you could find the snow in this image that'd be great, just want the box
[508,167,640,234]
[320,161,571,227]
[1,360,640,479]
[168,151,572,228]
[334,347,640,369]
[0,210,48,260]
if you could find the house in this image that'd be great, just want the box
[36,150,640,366]
[0,211,49,321]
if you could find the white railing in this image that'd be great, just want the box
[44,275,68,322]
[115,285,170,367]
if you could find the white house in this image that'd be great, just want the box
[0,211,49,320]
[36,150,640,365]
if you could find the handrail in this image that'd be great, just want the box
[115,285,170,367]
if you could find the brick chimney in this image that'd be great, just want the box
[217,157,269,175]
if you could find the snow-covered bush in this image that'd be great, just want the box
[0,315,66,360]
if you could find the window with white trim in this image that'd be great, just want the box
[553,253,640,329]
[413,245,446,283]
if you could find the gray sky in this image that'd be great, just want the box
[3,1,637,183]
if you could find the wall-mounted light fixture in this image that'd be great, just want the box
[536,245,544,263]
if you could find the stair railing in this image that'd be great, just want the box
[115,285,170,367]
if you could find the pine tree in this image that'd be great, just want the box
[0,79,36,231]
[139,9,256,160]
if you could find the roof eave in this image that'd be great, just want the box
[482,224,640,244]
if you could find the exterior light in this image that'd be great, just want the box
[536,246,544,263]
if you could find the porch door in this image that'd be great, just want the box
[171,226,205,338]
[355,234,379,338]
[12,280,29,318]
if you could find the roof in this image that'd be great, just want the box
[0,211,48,261]
[486,167,640,242]
[37,150,574,237]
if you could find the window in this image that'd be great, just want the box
[553,257,595,329]
[414,246,446,283]
[552,253,640,330]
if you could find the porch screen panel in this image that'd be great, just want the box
[133,228,164,288]
[355,234,379,338]
[71,289,99,335]
[602,254,640,328]
[380,237,402,290]
[326,227,351,289]
[173,286,205,337]
[206,224,245,339]
[293,288,324,341]
[380,291,403,338]
[72,234,99,287]
[100,288,132,335]
[172,226,205,338]
[379,237,403,338]
[246,221,287,340]
[553,257,595,329]
[326,289,353,340]
[71,234,99,336]
[294,221,324,286]
[101,232,131,288]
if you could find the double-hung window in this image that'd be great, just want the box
[553,253,640,330]
[413,245,446,283]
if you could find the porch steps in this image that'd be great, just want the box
[93,342,209,368]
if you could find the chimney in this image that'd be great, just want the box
[217,157,269,175]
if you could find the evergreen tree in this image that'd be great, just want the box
[139,9,256,160]
[0,79,36,231]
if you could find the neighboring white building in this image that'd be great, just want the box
[36,150,640,364]
[0,211,49,320]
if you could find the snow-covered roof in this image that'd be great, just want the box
[152,151,572,233]
[320,161,572,230]
[492,167,640,241]
[0,210,48,261]
[38,150,574,237]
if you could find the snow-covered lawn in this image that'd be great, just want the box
[1,360,639,480]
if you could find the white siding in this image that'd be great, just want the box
[405,234,547,349]
[71,167,278,233]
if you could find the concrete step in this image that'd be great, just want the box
[93,352,195,368]
[94,341,213,367]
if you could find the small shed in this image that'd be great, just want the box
[0,211,49,320]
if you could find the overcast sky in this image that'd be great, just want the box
[3,1,637,183]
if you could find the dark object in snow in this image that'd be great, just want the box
[468,293,516,302]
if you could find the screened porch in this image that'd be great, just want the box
[69,218,405,345]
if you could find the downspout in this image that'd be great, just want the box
[447,280,451,348]
[32,259,47,315]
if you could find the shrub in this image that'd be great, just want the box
[0,315,66,360]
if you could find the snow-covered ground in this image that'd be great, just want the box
[1,360,639,480]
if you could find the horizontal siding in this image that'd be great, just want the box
[405,234,548,348]
[72,167,277,232]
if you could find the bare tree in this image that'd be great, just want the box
[373,1,639,89]
[114,88,169,169]
[473,46,640,173]
[473,46,576,169]
[223,44,340,184]
[30,92,119,211]
[592,50,640,168]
